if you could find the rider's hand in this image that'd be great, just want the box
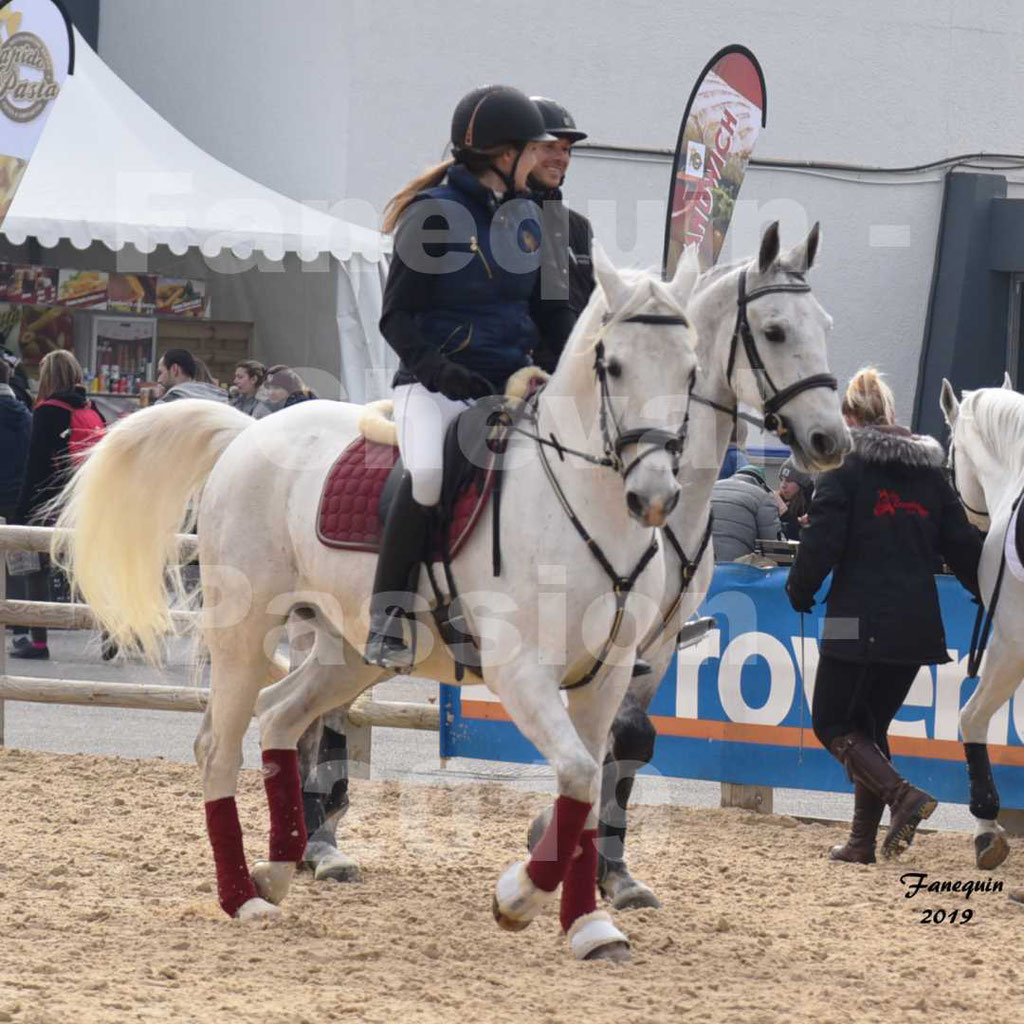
[434,361,495,401]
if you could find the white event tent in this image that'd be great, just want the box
[1,30,394,402]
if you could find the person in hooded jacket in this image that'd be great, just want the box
[711,463,783,561]
[12,349,105,659]
[787,367,982,862]
[364,83,570,669]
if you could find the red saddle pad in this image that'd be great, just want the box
[316,435,495,558]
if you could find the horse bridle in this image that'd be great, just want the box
[948,436,989,520]
[692,268,838,437]
[513,308,695,690]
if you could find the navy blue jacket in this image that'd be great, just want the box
[0,385,31,510]
[382,164,573,393]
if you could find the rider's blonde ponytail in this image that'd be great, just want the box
[382,159,456,234]
[842,366,896,427]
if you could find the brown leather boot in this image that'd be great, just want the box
[830,782,884,864]
[828,733,937,859]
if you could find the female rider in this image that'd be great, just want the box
[364,84,572,668]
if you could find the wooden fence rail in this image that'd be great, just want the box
[0,524,438,768]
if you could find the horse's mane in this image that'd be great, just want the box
[962,387,1024,479]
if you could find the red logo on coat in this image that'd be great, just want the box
[873,489,929,518]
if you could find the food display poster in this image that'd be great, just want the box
[0,261,207,317]
[662,45,767,278]
[0,2,74,229]
[8,302,73,375]
[156,277,208,318]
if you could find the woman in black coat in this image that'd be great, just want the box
[787,368,982,862]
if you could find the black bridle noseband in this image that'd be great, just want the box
[692,268,838,437]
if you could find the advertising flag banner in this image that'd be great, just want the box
[663,45,767,279]
[0,0,73,225]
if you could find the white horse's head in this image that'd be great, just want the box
[554,244,700,528]
[690,221,851,472]
[940,377,1022,527]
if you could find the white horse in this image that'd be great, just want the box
[53,250,701,962]
[583,222,853,908]
[940,375,1024,870]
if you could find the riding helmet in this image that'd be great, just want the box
[531,96,588,143]
[451,85,555,153]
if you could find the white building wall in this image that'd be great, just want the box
[98,0,1024,414]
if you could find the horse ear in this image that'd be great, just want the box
[783,222,821,274]
[1003,371,1014,390]
[758,221,781,274]
[591,241,631,315]
[669,243,700,305]
[940,378,960,427]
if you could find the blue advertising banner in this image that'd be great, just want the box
[440,565,1024,806]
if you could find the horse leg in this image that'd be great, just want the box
[199,648,277,921]
[556,669,638,961]
[287,611,361,883]
[960,637,1019,870]
[597,689,660,910]
[253,625,382,904]
[299,710,360,882]
[489,669,603,940]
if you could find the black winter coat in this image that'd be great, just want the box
[17,386,104,525]
[786,425,982,665]
[0,386,31,508]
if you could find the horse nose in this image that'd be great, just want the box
[809,430,838,459]
[626,488,677,527]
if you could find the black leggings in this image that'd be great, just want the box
[812,656,920,757]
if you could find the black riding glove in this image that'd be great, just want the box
[434,362,495,401]
[785,580,814,614]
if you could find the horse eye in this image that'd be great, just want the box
[607,358,622,378]
[764,325,786,344]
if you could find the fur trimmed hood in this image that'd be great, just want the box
[851,425,944,467]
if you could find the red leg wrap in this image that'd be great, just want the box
[262,749,308,864]
[205,797,258,917]
[526,795,591,892]
[560,828,598,932]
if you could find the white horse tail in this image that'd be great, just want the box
[52,400,253,663]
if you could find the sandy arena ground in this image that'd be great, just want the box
[0,747,1020,1024]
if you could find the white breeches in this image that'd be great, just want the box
[394,383,470,507]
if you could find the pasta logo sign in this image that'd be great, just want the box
[0,8,60,123]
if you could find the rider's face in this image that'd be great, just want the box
[531,138,572,189]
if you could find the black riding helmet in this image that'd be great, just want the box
[450,85,554,196]
[531,96,588,143]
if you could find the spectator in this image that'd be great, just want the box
[230,360,271,418]
[12,349,105,659]
[262,365,317,412]
[1,357,31,646]
[155,349,228,403]
[1,345,33,411]
[786,366,982,862]
[711,464,783,561]
[777,458,815,540]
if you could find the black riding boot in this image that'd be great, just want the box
[364,473,431,669]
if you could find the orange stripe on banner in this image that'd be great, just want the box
[461,702,1024,766]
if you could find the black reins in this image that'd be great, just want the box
[515,306,695,690]
[690,268,838,437]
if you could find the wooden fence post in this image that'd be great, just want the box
[720,782,773,813]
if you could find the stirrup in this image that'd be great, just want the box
[363,608,415,669]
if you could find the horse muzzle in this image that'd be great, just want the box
[626,487,680,528]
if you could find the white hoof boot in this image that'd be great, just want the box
[235,897,281,922]
[492,861,556,932]
[567,910,631,962]
[251,861,296,905]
